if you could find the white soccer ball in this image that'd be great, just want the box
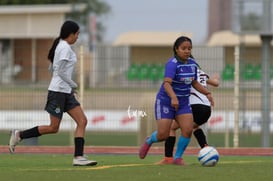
[198,146,219,167]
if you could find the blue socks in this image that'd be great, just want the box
[174,135,190,160]
[146,131,158,145]
[145,132,190,159]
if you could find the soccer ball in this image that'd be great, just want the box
[198,146,219,167]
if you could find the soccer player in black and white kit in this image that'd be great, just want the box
[157,63,220,164]
[9,20,97,166]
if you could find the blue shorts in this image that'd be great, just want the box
[154,98,192,120]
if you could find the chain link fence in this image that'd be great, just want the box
[0,41,272,147]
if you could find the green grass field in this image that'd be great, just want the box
[1,130,273,147]
[0,154,272,181]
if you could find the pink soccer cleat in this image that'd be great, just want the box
[139,137,152,159]
[173,158,186,166]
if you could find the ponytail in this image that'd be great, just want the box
[47,37,61,63]
[48,20,79,63]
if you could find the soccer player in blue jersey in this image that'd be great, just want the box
[157,66,220,164]
[139,36,213,165]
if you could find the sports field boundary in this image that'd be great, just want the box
[1,146,273,156]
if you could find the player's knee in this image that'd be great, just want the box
[157,131,169,141]
[181,128,193,138]
[77,118,88,128]
[50,126,59,133]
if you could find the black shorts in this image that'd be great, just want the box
[191,104,211,126]
[44,91,80,119]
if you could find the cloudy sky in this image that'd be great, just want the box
[102,0,208,44]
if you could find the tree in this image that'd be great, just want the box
[0,0,111,42]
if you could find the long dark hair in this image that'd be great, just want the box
[172,36,192,56]
[47,20,79,63]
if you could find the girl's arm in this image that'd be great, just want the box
[192,80,214,106]
[58,60,78,88]
[163,77,179,110]
[207,73,220,87]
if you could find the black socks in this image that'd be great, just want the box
[165,136,176,157]
[20,126,41,139]
[74,137,84,157]
[193,128,207,148]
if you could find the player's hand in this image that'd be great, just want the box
[206,93,214,107]
[72,89,78,98]
[171,96,179,111]
[210,73,220,87]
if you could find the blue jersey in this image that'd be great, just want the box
[156,56,197,104]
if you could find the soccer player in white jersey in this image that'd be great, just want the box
[158,62,220,164]
[9,20,97,166]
